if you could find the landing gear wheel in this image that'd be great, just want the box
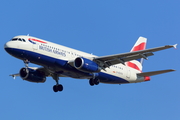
[89,79,94,86]
[53,84,63,92]
[94,78,100,85]
[57,84,63,91]
[53,85,58,92]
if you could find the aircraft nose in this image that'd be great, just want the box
[4,42,9,50]
[4,41,15,54]
[4,42,11,51]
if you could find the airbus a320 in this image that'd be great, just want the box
[4,35,177,92]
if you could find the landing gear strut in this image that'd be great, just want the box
[23,59,29,68]
[52,74,63,92]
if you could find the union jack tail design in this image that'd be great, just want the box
[126,37,147,72]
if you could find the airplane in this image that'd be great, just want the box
[4,35,177,92]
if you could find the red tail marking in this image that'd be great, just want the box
[127,62,141,72]
[132,42,146,51]
[29,38,47,44]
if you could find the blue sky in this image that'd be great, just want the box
[1,0,179,120]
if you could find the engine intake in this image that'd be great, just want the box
[74,57,100,73]
[20,67,46,83]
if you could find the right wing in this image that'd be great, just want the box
[10,73,19,79]
[9,67,65,79]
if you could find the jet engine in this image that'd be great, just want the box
[74,57,101,73]
[19,67,46,83]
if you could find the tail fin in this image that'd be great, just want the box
[126,37,147,72]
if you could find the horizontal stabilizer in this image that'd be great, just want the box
[137,69,175,77]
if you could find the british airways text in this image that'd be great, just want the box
[39,45,66,57]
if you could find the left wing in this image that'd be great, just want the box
[93,44,177,68]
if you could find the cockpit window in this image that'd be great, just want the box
[18,38,22,41]
[11,38,18,41]
[11,38,26,42]
[22,39,26,42]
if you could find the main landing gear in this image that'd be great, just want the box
[52,74,63,92]
[89,78,100,86]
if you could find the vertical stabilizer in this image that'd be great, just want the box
[126,37,147,72]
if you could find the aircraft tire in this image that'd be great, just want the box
[53,85,58,92]
[57,84,63,91]
[94,78,100,85]
[89,79,94,86]
[53,84,63,92]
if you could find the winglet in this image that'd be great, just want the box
[173,44,178,49]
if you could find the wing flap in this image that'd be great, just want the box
[137,69,175,77]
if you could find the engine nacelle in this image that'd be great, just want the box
[19,67,46,83]
[74,57,101,73]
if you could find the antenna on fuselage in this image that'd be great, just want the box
[27,34,30,36]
